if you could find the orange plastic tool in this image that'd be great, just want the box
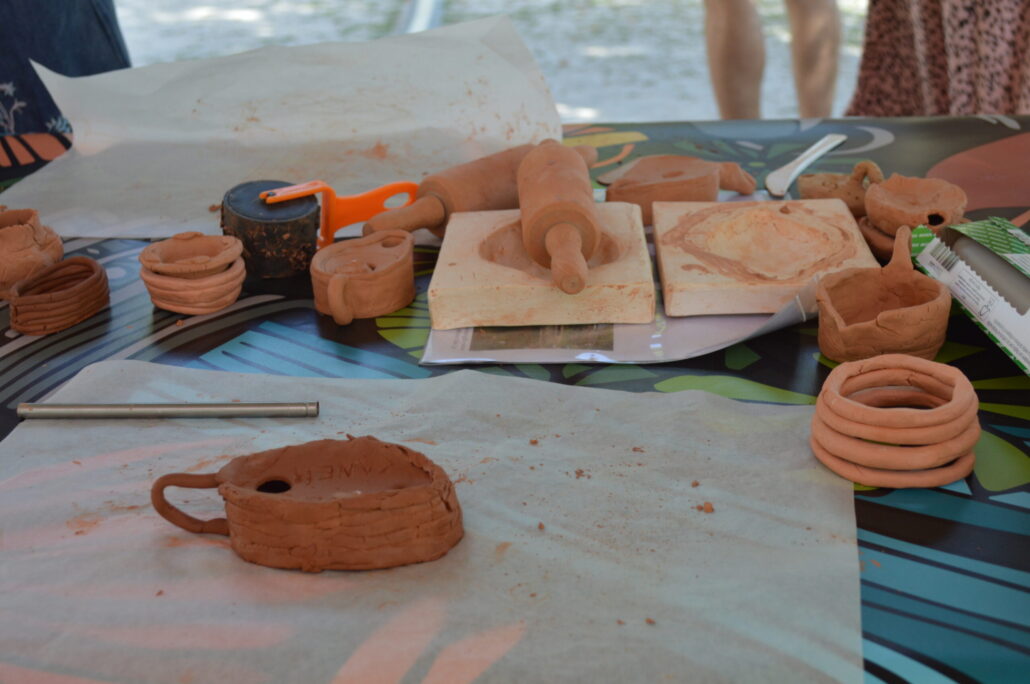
[261,180,418,248]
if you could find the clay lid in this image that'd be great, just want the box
[865,174,967,236]
[140,231,244,279]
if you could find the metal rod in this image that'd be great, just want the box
[17,402,319,419]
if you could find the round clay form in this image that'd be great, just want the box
[139,256,246,315]
[798,160,883,218]
[810,354,979,488]
[0,207,64,299]
[139,231,243,279]
[310,230,415,325]
[151,435,464,572]
[816,227,950,362]
[865,174,967,236]
[8,256,110,335]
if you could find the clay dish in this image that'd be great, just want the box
[810,354,979,488]
[8,256,109,335]
[0,208,64,299]
[310,230,415,325]
[865,174,967,237]
[798,160,883,218]
[151,435,464,572]
[140,231,243,279]
[816,227,950,362]
[139,257,245,315]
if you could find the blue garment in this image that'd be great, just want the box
[0,0,131,135]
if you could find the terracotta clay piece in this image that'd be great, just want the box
[8,256,110,335]
[811,354,979,489]
[860,173,967,261]
[599,155,757,224]
[0,207,64,299]
[310,229,415,325]
[816,226,950,362]
[363,143,598,238]
[516,139,601,294]
[139,232,246,315]
[151,435,464,572]
[798,160,884,218]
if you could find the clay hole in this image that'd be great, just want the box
[383,193,409,208]
[927,213,945,226]
[380,236,404,248]
[257,479,291,494]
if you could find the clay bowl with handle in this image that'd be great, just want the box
[140,231,244,279]
[309,230,415,325]
[151,435,464,572]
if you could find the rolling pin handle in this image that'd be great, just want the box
[545,223,588,295]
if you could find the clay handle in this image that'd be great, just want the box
[151,473,229,536]
[362,195,446,236]
[885,226,914,276]
[327,273,354,326]
[545,223,588,294]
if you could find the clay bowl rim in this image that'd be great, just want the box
[9,257,106,304]
[140,257,246,290]
[140,232,244,277]
[0,207,43,232]
[311,230,414,286]
[865,174,967,235]
[816,263,949,333]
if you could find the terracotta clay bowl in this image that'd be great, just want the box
[865,174,967,237]
[810,354,979,488]
[0,207,64,299]
[816,226,951,362]
[310,230,415,325]
[798,160,883,218]
[152,436,464,572]
[8,257,109,335]
[139,231,243,279]
[139,257,245,315]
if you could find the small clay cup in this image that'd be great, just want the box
[151,436,464,572]
[0,207,64,299]
[139,231,243,279]
[810,354,979,488]
[816,227,950,362]
[798,160,883,218]
[8,257,109,335]
[139,257,246,315]
[865,174,967,237]
[310,230,415,325]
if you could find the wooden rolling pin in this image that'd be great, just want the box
[363,143,597,238]
[517,139,600,294]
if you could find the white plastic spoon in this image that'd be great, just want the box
[764,133,847,197]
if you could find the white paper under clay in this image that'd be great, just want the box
[0,17,561,239]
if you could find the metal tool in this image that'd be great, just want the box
[17,402,320,419]
[764,133,847,197]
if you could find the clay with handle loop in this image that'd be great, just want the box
[262,180,418,248]
[151,472,230,536]
[517,139,600,294]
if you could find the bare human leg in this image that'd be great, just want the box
[704,0,765,119]
[785,0,841,118]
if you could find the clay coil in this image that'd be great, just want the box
[140,231,243,279]
[140,257,245,315]
[816,388,972,445]
[9,257,110,335]
[810,439,975,488]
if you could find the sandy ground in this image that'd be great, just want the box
[114,0,867,123]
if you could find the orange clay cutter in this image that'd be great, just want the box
[261,180,418,248]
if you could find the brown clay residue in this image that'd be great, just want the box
[359,141,390,160]
[691,480,700,488]
[208,204,221,213]
[645,618,657,625]
[538,522,545,531]
[574,469,591,480]
[66,513,102,536]
[404,438,438,446]
[631,446,645,453]
[494,541,512,560]
[702,502,714,514]
[185,453,234,473]
[529,439,539,446]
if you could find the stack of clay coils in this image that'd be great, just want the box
[811,354,980,488]
[138,232,245,315]
[8,256,110,335]
[859,174,967,261]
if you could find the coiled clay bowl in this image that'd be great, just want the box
[0,207,64,299]
[151,436,463,572]
[816,227,950,362]
[139,231,243,279]
[811,354,979,489]
[798,160,883,218]
[310,230,415,325]
[139,233,246,315]
[8,256,109,335]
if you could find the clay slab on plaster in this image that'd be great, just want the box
[428,202,655,329]
[653,199,878,316]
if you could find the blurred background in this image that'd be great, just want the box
[115,0,868,123]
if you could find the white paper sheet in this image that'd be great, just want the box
[0,361,861,683]
[0,17,560,240]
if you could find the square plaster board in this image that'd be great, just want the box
[428,202,655,329]
[653,199,878,317]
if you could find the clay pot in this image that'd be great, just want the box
[8,257,109,335]
[798,160,883,218]
[816,227,950,362]
[310,230,414,325]
[139,231,243,279]
[865,174,967,237]
[139,257,246,315]
[151,436,464,572]
[0,208,64,299]
[810,354,979,488]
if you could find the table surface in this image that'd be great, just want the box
[1,117,1028,683]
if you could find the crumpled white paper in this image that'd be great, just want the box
[0,17,560,239]
[0,361,861,683]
